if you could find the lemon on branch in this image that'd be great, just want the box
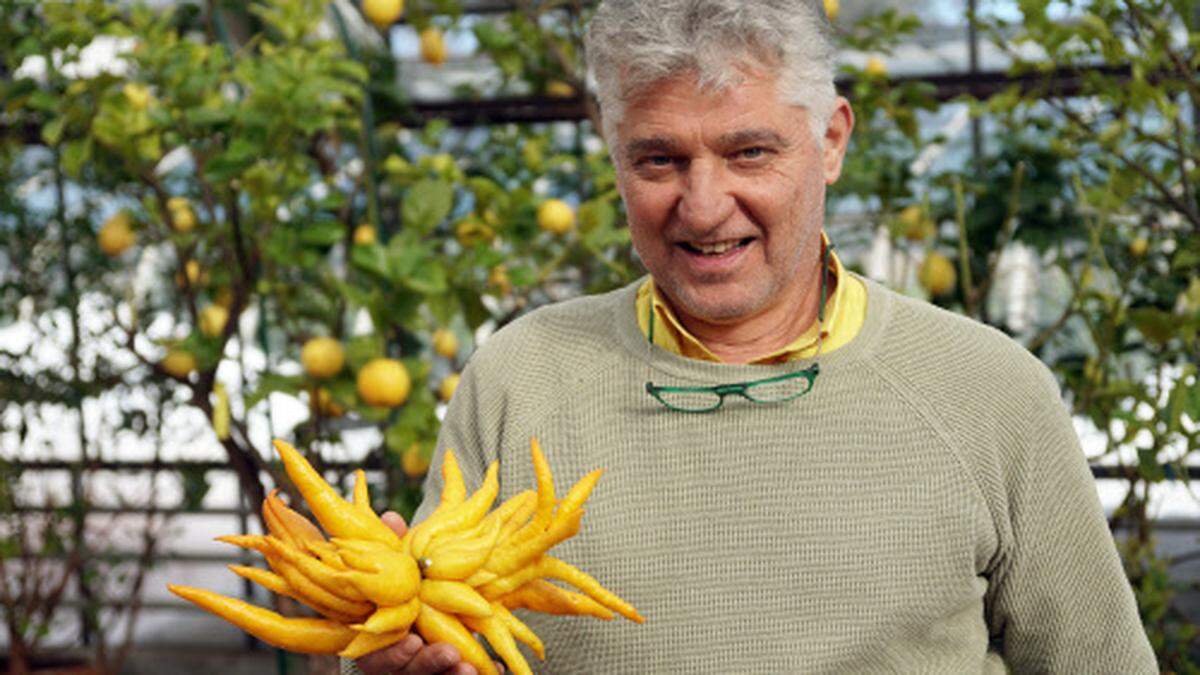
[918,252,957,297]
[439,373,460,403]
[537,199,575,235]
[432,329,459,359]
[161,349,197,379]
[401,442,431,478]
[167,196,196,233]
[420,27,447,66]
[823,0,839,21]
[865,56,888,79]
[353,224,377,246]
[169,437,643,674]
[200,305,229,338]
[98,211,135,257]
[357,358,410,407]
[544,80,576,99]
[301,337,345,379]
[362,0,403,29]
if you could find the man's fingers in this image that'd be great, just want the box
[355,633,423,674]
[381,510,409,536]
[399,643,461,674]
[448,664,478,675]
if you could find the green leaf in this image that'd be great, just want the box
[246,373,305,409]
[346,334,385,372]
[402,179,455,234]
[1128,308,1177,346]
[299,219,345,246]
[403,261,448,294]
[351,243,391,281]
[42,116,66,146]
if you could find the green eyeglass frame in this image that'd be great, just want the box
[644,364,820,413]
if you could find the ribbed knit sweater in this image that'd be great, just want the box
[345,275,1156,674]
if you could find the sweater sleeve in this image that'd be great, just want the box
[984,374,1157,673]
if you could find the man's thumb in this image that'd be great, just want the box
[380,510,408,536]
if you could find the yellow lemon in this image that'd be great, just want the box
[362,0,403,28]
[312,388,345,418]
[176,260,207,288]
[161,349,197,379]
[545,80,576,98]
[199,305,229,338]
[897,205,933,241]
[432,329,458,359]
[167,197,196,233]
[537,199,575,235]
[419,27,447,65]
[918,253,957,297]
[438,373,460,403]
[301,337,345,379]
[354,224,377,245]
[357,358,410,407]
[489,265,511,296]
[865,56,888,79]
[455,218,494,247]
[401,442,430,478]
[823,0,839,21]
[98,211,135,257]
[1129,237,1149,258]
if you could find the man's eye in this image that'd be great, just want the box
[644,156,673,167]
[738,147,767,160]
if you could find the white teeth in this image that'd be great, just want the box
[692,240,742,255]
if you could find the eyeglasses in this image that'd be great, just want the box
[644,363,820,413]
[643,242,830,414]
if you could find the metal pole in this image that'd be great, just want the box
[967,0,984,168]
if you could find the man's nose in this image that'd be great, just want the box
[677,160,735,231]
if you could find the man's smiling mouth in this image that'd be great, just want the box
[679,237,756,256]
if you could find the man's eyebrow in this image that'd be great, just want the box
[624,137,684,159]
[716,129,791,150]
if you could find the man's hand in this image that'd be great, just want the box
[354,512,504,675]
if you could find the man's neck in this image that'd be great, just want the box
[666,263,834,365]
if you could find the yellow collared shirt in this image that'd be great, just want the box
[635,235,867,364]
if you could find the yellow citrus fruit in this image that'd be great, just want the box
[362,0,403,28]
[312,388,345,418]
[354,224,377,245]
[897,205,933,241]
[357,358,410,408]
[199,305,229,338]
[432,329,459,359]
[401,442,430,478]
[489,265,511,296]
[1129,237,1149,258]
[823,0,839,21]
[455,218,494,247]
[865,56,888,78]
[167,197,196,233]
[161,349,197,379]
[419,27,447,65]
[428,153,456,175]
[545,80,576,98]
[301,337,345,379]
[438,373,461,403]
[537,199,575,235]
[176,260,207,288]
[918,253,957,297]
[98,211,135,257]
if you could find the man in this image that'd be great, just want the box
[349,0,1157,672]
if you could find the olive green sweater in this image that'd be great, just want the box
[346,275,1156,674]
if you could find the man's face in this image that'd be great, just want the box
[613,68,852,325]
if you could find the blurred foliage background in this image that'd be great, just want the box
[0,0,1198,672]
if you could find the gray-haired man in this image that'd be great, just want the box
[348,1,1157,672]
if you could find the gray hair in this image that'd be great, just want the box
[585,0,837,145]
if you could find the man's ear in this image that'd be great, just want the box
[822,97,855,185]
